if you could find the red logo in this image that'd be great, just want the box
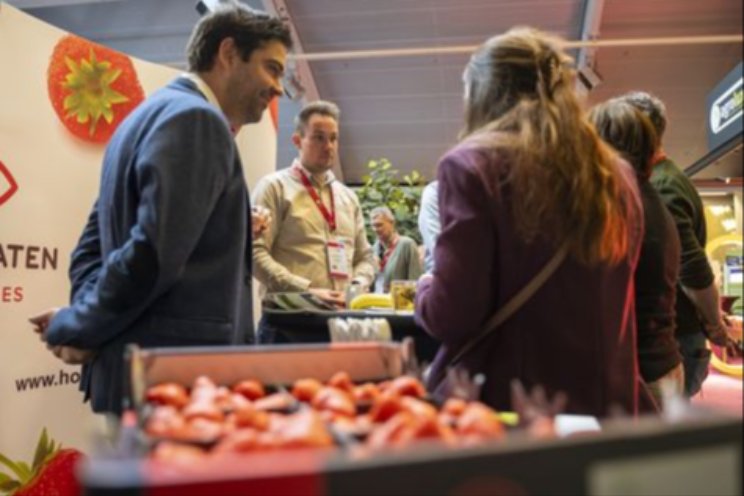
[0,160,19,207]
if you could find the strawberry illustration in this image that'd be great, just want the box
[47,34,145,144]
[0,429,84,496]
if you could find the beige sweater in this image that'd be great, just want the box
[252,160,375,296]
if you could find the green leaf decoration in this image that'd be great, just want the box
[32,428,54,473]
[15,462,31,481]
[0,453,28,485]
[0,478,22,492]
[0,428,63,493]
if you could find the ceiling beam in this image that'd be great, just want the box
[6,0,118,8]
[287,35,744,62]
[575,0,605,95]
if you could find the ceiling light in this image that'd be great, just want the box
[722,218,738,232]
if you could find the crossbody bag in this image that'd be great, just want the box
[429,243,569,390]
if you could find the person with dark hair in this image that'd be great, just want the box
[415,27,644,417]
[29,2,292,414]
[252,100,375,342]
[622,91,737,397]
[589,99,684,406]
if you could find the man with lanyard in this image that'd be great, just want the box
[370,206,422,293]
[622,91,738,398]
[252,100,375,343]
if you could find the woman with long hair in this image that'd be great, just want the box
[589,99,683,407]
[414,27,644,417]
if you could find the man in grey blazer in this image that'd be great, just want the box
[29,3,292,415]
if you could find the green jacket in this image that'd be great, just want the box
[650,158,714,335]
[373,235,422,293]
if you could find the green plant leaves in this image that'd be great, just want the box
[355,158,425,244]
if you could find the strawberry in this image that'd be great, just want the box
[0,429,84,496]
[47,34,144,144]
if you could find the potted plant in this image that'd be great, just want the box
[355,158,425,244]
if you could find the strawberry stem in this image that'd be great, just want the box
[0,452,29,484]
[31,428,52,473]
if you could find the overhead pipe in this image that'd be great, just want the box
[291,35,743,62]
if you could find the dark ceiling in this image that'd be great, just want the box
[8,0,742,183]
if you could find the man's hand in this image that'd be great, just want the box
[703,316,740,357]
[29,307,61,342]
[703,316,735,346]
[308,288,346,309]
[31,308,95,364]
[251,205,272,238]
[49,345,96,365]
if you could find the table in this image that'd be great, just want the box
[258,309,441,364]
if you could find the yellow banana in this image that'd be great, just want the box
[707,341,743,378]
[349,293,393,310]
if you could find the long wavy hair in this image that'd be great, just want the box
[460,27,631,266]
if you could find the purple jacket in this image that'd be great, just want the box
[415,141,643,417]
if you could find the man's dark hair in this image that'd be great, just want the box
[187,1,292,72]
[294,100,340,135]
[621,91,668,141]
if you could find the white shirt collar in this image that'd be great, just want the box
[181,72,221,112]
[291,158,335,186]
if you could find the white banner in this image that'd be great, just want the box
[0,2,276,466]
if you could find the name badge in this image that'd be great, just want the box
[327,239,350,279]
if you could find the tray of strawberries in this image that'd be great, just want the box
[142,371,510,463]
[125,341,514,462]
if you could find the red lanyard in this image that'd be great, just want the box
[298,169,336,232]
[379,235,398,271]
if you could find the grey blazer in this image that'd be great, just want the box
[46,77,254,414]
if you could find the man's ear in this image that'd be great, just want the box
[216,37,238,69]
[291,132,302,149]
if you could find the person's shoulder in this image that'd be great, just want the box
[154,78,227,122]
[333,178,355,192]
[423,180,438,190]
[421,180,438,198]
[267,167,293,181]
[255,168,291,190]
[441,140,484,163]
[333,180,361,202]
[650,158,690,189]
[398,235,418,247]
[439,136,504,175]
